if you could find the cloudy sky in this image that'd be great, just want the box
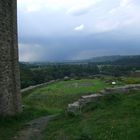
[18,0,140,62]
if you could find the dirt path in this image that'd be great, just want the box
[13,115,58,140]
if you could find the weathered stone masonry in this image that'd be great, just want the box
[0,0,22,115]
[67,84,140,115]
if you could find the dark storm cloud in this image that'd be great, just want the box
[19,32,140,62]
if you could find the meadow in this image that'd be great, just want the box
[23,79,107,114]
[0,77,140,140]
[44,90,140,140]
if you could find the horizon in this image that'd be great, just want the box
[19,54,140,63]
[18,0,140,62]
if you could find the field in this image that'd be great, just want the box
[44,91,140,140]
[0,77,140,140]
[23,79,107,114]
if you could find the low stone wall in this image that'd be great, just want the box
[67,84,140,115]
[21,80,58,94]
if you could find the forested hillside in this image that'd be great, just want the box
[20,55,140,89]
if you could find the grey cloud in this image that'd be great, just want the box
[18,0,140,62]
[19,33,140,62]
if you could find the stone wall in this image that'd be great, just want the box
[0,0,22,115]
[21,80,58,93]
[67,84,140,115]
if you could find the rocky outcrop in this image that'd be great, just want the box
[67,84,140,115]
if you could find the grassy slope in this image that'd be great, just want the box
[0,79,107,140]
[0,104,49,140]
[0,77,139,140]
[23,79,107,114]
[44,91,140,140]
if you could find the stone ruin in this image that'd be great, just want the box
[0,0,22,116]
[67,84,140,115]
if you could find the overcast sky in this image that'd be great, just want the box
[18,0,140,62]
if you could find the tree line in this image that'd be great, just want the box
[20,55,140,89]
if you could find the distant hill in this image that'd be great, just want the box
[20,55,140,65]
[69,55,139,66]
[111,55,140,65]
[60,55,140,64]
[85,55,124,63]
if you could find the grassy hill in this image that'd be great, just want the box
[0,78,140,140]
[45,90,140,140]
[23,79,107,114]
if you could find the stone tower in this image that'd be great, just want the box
[0,0,22,115]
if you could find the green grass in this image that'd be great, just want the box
[0,79,107,140]
[44,91,140,140]
[0,107,48,140]
[0,78,140,140]
[121,77,140,84]
[23,79,107,114]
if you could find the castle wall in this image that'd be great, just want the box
[0,0,22,115]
